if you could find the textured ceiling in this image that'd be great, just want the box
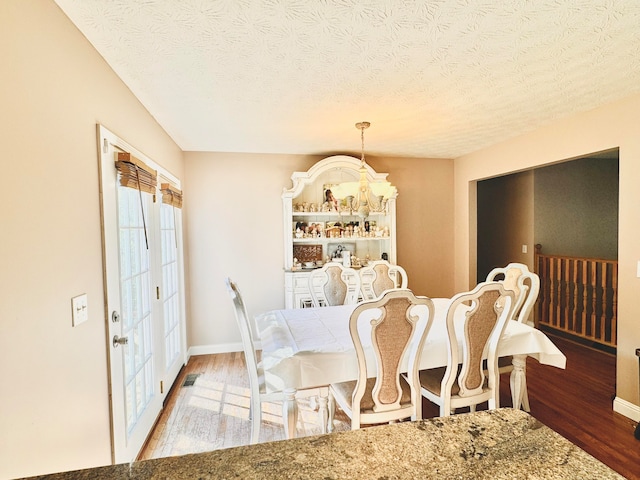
[54,0,640,159]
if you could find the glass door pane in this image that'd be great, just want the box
[117,186,155,433]
[160,203,181,370]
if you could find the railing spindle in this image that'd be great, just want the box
[590,260,597,340]
[582,260,588,337]
[572,259,578,333]
[564,258,570,330]
[600,262,607,342]
[611,262,618,345]
[549,258,556,326]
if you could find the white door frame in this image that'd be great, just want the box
[97,124,187,463]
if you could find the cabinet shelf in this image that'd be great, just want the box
[292,211,387,218]
[293,237,390,243]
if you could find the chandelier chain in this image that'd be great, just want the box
[356,121,370,165]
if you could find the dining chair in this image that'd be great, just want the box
[308,263,361,307]
[225,277,298,444]
[416,281,515,417]
[486,262,540,326]
[359,260,408,301]
[328,289,435,430]
[486,262,540,411]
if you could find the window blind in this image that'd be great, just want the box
[160,183,183,209]
[115,152,157,194]
[115,151,156,249]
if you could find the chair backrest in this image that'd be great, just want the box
[225,278,261,395]
[308,263,361,307]
[350,289,434,420]
[442,281,514,400]
[359,260,409,300]
[486,262,540,325]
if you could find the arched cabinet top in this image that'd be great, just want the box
[282,155,395,199]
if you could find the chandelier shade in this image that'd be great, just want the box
[331,122,396,218]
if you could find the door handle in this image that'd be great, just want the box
[112,335,129,348]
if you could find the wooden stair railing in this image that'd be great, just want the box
[534,244,617,348]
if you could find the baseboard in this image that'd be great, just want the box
[187,341,262,359]
[613,396,640,423]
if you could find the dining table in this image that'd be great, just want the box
[254,297,567,438]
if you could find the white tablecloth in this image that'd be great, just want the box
[255,298,566,393]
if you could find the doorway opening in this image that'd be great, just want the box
[476,148,619,354]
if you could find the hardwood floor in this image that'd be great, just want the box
[140,334,640,479]
[513,335,640,480]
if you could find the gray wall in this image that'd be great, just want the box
[534,156,619,259]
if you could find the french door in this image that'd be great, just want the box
[97,125,186,463]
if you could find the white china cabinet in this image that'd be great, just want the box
[282,155,398,308]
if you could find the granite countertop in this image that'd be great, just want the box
[25,409,622,480]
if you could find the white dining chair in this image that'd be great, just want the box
[359,260,408,301]
[328,289,434,430]
[486,262,540,326]
[416,281,515,417]
[486,262,540,411]
[308,263,361,307]
[225,278,299,443]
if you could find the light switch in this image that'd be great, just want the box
[72,294,88,326]
[522,245,528,254]
[637,261,640,278]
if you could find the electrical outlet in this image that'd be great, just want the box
[71,294,88,326]
[522,245,528,254]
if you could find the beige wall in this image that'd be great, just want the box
[367,156,455,298]
[183,153,454,351]
[0,1,184,478]
[183,152,319,348]
[454,93,640,416]
[477,171,534,281]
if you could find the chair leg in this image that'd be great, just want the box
[318,395,328,434]
[489,381,500,411]
[352,416,360,430]
[250,396,262,445]
[521,378,531,412]
[328,391,336,433]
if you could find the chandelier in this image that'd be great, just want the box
[331,122,396,218]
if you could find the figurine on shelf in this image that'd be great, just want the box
[325,189,339,211]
